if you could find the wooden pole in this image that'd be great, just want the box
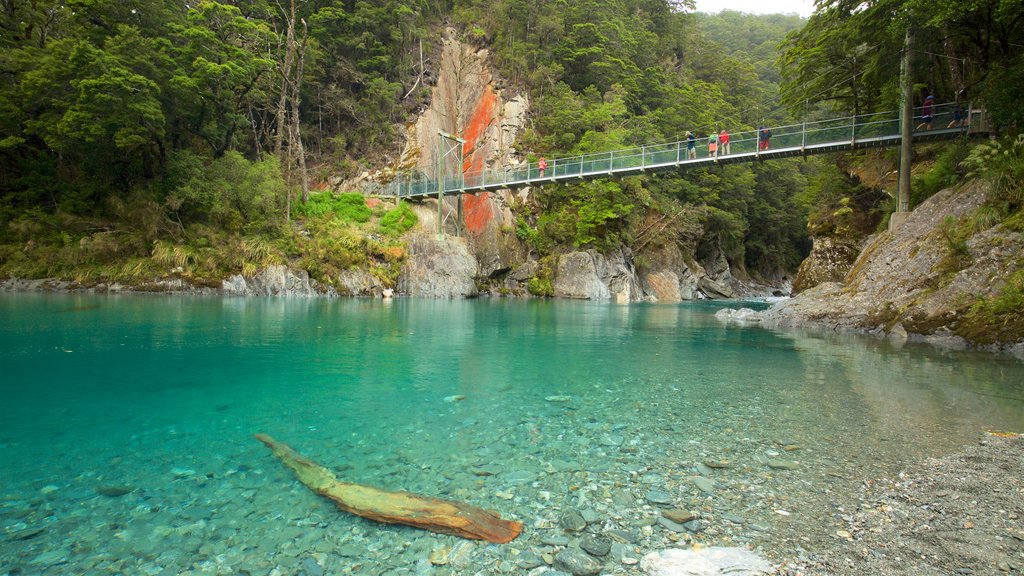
[898,27,914,214]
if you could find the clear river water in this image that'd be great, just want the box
[1,294,1022,575]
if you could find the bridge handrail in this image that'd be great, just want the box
[386,103,969,197]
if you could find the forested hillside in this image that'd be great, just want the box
[0,0,1020,292]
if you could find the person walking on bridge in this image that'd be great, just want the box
[916,95,934,130]
[708,133,718,158]
[758,126,771,151]
[719,129,730,155]
[686,131,697,159]
[538,157,547,178]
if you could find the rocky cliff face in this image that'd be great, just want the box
[759,180,1024,351]
[791,236,861,295]
[222,265,334,297]
[392,32,781,302]
[398,234,478,298]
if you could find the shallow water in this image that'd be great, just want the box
[1,294,1022,575]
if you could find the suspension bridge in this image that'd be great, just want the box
[384,103,987,199]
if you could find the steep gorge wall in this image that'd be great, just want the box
[394,31,782,301]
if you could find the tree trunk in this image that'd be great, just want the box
[255,434,524,544]
[290,17,309,203]
[274,2,296,158]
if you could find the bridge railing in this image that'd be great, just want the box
[385,103,968,197]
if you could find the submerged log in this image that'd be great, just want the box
[254,433,523,544]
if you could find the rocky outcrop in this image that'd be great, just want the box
[791,236,861,294]
[398,234,478,298]
[336,269,386,297]
[222,265,333,297]
[759,180,1024,348]
[553,250,644,302]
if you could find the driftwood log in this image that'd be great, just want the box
[255,434,523,544]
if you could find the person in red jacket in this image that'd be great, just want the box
[719,129,730,155]
[538,157,548,178]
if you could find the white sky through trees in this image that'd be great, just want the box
[694,0,815,17]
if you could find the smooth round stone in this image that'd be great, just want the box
[542,535,571,546]
[722,513,745,525]
[640,473,664,484]
[695,463,714,476]
[683,519,707,533]
[608,529,635,543]
[662,509,696,524]
[581,509,601,524]
[559,510,587,532]
[692,476,716,494]
[657,517,687,532]
[767,459,799,470]
[95,485,134,497]
[580,535,611,557]
[645,489,673,505]
[553,548,604,576]
[612,490,636,508]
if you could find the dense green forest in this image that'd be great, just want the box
[0,0,1021,289]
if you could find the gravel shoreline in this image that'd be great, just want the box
[784,434,1024,576]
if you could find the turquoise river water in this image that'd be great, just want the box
[1,294,1023,575]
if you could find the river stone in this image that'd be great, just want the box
[601,434,624,447]
[722,513,745,525]
[95,485,134,497]
[581,509,601,524]
[517,552,546,569]
[472,464,502,476]
[646,489,673,505]
[692,476,715,494]
[662,510,697,524]
[767,459,799,470]
[542,535,571,546]
[608,529,636,543]
[559,510,587,532]
[553,548,604,576]
[695,463,714,476]
[300,557,325,576]
[657,517,687,533]
[683,520,706,533]
[612,490,636,508]
[504,470,537,484]
[580,535,611,557]
[703,460,732,469]
[640,547,772,575]
[9,526,45,540]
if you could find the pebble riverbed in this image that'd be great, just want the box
[1,377,1008,576]
[3,297,1023,575]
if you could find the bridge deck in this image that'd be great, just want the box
[385,105,986,199]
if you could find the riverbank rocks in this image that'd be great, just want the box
[222,265,327,296]
[759,180,1024,348]
[640,547,773,575]
[398,234,478,298]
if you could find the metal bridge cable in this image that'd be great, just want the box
[675,66,872,144]
[679,46,883,142]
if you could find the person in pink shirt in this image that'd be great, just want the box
[719,129,730,155]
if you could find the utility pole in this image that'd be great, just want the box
[895,26,914,226]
